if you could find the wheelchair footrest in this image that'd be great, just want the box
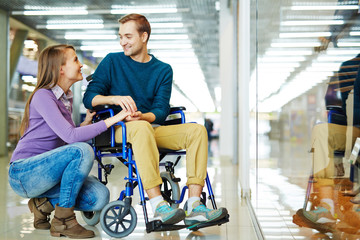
[146,220,186,233]
[187,214,230,231]
[145,214,230,233]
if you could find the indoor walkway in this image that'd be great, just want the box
[0,140,258,240]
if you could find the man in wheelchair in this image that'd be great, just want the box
[83,13,228,227]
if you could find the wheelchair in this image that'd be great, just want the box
[80,105,229,238]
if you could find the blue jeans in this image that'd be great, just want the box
[8,142,109,211]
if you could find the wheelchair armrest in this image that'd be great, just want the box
[92,104,115,112]
[164,106,186,125]
[169,106,186,113]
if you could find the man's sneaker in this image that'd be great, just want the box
[153,201,185,224]
[292,205,337,233]
[184,200,228,226]
[302,204,336,224]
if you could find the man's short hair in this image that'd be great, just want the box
[118,13,151,42]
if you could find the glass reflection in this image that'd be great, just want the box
[252,0,360,239]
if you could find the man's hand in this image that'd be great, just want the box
[111,96,137,113]
[125,111,142,121]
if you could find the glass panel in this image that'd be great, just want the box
[251,0,360,238]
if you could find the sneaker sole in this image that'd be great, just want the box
[185,208,228,226]
[292,209,336,233]
[159,210,186,225]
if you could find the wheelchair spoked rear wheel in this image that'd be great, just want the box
[160,171,181,209]
[81,210,101,226]
[100,200,137,238]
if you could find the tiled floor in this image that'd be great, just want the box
[251,137,360,240]
[0,140,258,240]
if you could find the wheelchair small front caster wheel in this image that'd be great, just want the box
[100,200,137,238]
[160,171,180,209]
[81,210,101,226]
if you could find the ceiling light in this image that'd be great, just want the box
[349,31,360,36]
[259,57,306,62]
[151,23,184,28]
[271,42,321,47]
[317,56,356,62]
[151,34,188,40]
[44,24,104,29]
[265,50,313,55]
[37,19,104,30]
[259,63,300,68]
[290,5,358,10]
[24,40,37,49]
[110,7,178,14]
[92,52,109,58]
[157,57,199,64]
[279,32,331,38]
[148,43,193,49]
[326,49,360,55]
[150,50,196,57]
[64,34,117,40]
[337,42,360,47]
[13,6,88,16]
[80,45,121,51]
[281,20,344,26]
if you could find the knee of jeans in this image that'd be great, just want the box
[72,142,94,168]
[8,175,28,198]
[92,185,110,211]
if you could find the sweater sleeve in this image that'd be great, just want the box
[33,90,108,143]
[83,55,113,109]
[151,65,173,124]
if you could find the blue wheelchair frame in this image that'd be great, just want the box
[89,106,229,238]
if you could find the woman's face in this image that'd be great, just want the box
[61,48,83,82]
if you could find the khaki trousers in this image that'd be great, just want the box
[115,121,208,190]
[311,123,360,178]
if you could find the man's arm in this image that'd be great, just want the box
[92,95,137,113]
[148,65,173,124]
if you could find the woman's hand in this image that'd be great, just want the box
[125,111,142,122]
[104,110,131,128]
[80,110,96,126]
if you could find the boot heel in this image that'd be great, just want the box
[50,231,61,237]
[28,199,34,213]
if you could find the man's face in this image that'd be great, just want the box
[119,21,147,57]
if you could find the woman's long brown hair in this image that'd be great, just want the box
[19,44,75,136]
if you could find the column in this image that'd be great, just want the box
[219,0,235,160]
[238,0,250,196]
[0,9,9,156]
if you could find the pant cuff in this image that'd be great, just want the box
[143,177,163,190]
[186,178,205,187]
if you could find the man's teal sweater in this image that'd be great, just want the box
[83,52,173,124]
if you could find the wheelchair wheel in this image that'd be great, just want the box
[160,171,180,208]
[100,200,137,238]
[81,210,100,226]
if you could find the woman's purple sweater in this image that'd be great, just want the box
[10,89,107,163]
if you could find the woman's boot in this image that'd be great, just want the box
[50,205,95,238]
[28,198,54,229]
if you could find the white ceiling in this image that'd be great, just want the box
[0,0,220,112]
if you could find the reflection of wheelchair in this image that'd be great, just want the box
[81,105,229,238]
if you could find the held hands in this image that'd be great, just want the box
[80,110,96,126]
[104,110,132,128]
[125,111,142,122]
